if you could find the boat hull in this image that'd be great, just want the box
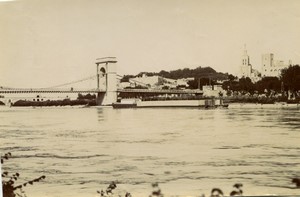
[112,103,137,108]
[112,99,228,109]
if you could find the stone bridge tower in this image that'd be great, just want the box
[96,57,117,105]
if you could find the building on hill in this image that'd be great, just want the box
[162,78,190,89]
[239,45,261,82]
[261,53,292,77]
[129,74,164,88]
[126,74,192,89]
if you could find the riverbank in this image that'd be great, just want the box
[2,96,300,109]
[228,102,300,109]
[224,96,300,104]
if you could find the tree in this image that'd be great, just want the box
[222,74,238,91]
[255,77,281,93]
[77,93,96,100]
[281,65,300,92]
[238,77,255,94]
[128,66,229,80]
[120,75,135,82]
[228,74,237,82]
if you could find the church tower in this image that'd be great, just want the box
[240,45,252,78]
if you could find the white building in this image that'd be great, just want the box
[261,53,291,77]
[129,74,164,88]
[162,78,189,89]
[128,74,191,89]
[239,46,261,82]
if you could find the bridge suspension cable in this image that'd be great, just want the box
[45,75,97,89]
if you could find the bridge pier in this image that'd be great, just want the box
[96,57,118,105]
[96,92,105,105]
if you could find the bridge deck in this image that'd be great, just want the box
[0,89,104,94]
[0,88,203,94]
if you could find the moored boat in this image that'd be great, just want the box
[112,98,228,109]
[112,99,138,108]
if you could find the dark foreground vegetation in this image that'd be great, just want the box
[97,181,300,197]
[1,153,46,197]
[2,152,299,197]
[96,182,242,197]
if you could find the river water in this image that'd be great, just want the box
[0,105,299,197]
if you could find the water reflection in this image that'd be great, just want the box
[97,107,104,122]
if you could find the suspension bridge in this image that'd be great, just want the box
[0,57,203,105]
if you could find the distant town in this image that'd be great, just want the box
[1,47,300,106]
[118,46,299,101]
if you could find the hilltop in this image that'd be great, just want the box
[121,66,229,82]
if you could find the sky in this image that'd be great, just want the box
[0,0,300,88]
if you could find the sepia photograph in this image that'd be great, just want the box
[1,0,300,196]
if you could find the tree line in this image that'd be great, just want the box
[223,65,300,95]
[187,65,300,97]
[11,93,97,107]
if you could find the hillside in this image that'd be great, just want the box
[135,66,229,80]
